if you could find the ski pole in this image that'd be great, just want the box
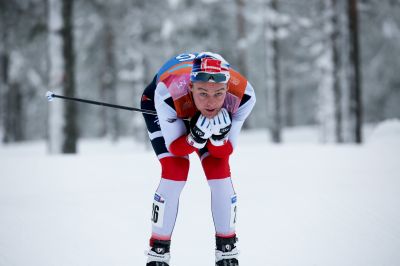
[46,91,157,115]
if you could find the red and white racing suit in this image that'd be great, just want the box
[140,53,256,243]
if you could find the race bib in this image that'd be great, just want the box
[230,195,237,228]
[151,193,166,228]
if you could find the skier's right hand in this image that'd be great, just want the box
[210,108,231,146]
[187,112,213,149]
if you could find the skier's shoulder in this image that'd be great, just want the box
[156,52,199,83]
[154,82,179,119]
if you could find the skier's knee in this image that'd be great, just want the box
[160,156,189,181]
[202,155,231,180]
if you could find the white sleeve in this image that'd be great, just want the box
[154,82,188,150]
[229,82,256,147]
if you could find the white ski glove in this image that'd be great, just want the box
[187,112,213,149]
[210,108,232,146]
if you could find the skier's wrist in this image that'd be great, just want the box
[210,134,229,146]
[186,134,207,149]
[169,135,197,156]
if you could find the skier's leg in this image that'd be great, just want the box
[201,154,239,265]
[145,157,188,266]
[142,79,189,265]
[151,157,189,239]
[201,155,236,236]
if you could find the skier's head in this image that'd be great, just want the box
[190,52,230,118]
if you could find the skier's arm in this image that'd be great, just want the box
[207,82,256,158]
[227,81,256,148]
[154,82,191,155]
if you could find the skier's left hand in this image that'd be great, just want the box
[187,112,213,149]
[210,108,231,146]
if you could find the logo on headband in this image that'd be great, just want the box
[200,58,225,73]
[191,56,230,83]
[192,57,230,73]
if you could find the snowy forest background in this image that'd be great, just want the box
[1,1,400,265]
[1,0,400,153]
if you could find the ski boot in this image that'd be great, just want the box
[215,235,239,266]
[146,239,171,266]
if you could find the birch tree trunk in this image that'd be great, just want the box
[317,0,343,143]
[265,0,282,143]
[47,0,77,153]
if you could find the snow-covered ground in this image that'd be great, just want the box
[1,121,400,266]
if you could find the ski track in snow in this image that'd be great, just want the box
[0,128,400,266]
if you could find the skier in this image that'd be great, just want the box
[141,52,256,266]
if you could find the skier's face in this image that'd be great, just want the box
[190,81,228,118]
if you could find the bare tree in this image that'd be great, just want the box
[330,0,343,143]
[317,0,343,143]
[1,2,22,143]
[265,0,282,143]
[0,1,10,142]
[47,0,77,153]
[346,0,362,143]
[0,2,30,143]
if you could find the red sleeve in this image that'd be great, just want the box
[169,135,197,156]
[206,140,233,158]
